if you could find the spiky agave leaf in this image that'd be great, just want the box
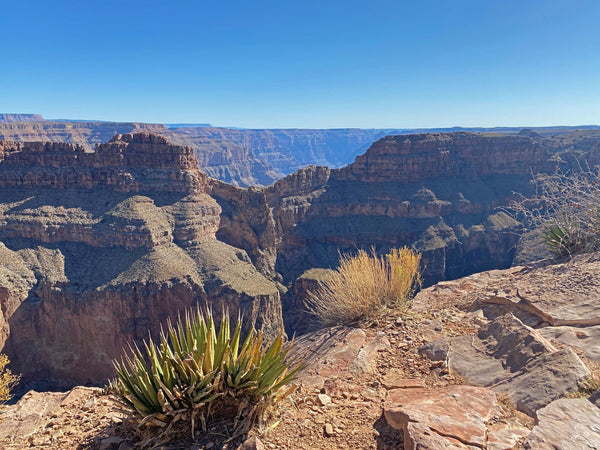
[112,307,304,442]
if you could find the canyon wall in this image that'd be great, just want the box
[0,121,399,187]
[265,133,549,298]
[0,133,282,388]
[1,128,596,385]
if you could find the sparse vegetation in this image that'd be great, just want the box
[0,354,20,403]
[112,309,303,446]
[510,168,600,258]
[305,247,422,326]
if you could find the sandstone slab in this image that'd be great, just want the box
[382,370,425,390]
[0,390,67,439]
[523,398,600,449]
[448,313,555,387]
[292,327,389,386]
[539,324,600,361]
[492,346,590,416]
[384,385,498,449]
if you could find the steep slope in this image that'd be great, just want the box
[265,132,549,289]
[0,133,282,388]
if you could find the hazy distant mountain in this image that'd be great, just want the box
[0,114,599,186]
[0,113,45,123]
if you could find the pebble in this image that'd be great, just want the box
[317,393,332,406]
[324,423,335,437]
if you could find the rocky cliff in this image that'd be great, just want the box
[0,133,282,388]
[0,114,45,123]
[265,133,549,295]
[0,121,400,187]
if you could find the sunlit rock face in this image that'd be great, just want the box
[0,133,283,388]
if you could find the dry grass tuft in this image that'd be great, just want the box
[305,247,421,326]
[0,354,19,403]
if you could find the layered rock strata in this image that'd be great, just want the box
[0,133,282,388]
[266,132,548,289]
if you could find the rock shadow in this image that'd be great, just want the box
[374,412,402,449]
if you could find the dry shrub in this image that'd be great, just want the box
[306,247,421,326]
[510,167,600,258]
[0,354,20,403]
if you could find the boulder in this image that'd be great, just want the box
[448,314,590,416]
[384,385,498,449]
[523,398,600,449]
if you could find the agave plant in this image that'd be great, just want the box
[542,224,570,257]
[112,308,303,443]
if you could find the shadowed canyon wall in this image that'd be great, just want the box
[265,133,549,287]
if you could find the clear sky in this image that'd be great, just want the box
[1,0,599,128]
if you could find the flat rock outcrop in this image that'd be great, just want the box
[384,385,500,449]
[523,398,600,449]
[446,313,590,415]
[0,133,283,388]
[413,254,600,418]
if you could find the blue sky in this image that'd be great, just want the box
[1,0,599,128]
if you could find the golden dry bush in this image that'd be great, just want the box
[306,247,421,326]
[0,354,20,403]
[386,247,422,302]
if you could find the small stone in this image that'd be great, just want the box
[317,393,332,406]
[82,398,96,411]
[237,436,265,450]
[324,423,335,436]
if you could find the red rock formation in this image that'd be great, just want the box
[265,132,549,294]
[0,133,283,388]
[337,132,545,182]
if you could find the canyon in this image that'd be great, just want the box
[3,115,599,188]
[0,127,598,390]
[0,133,282,388]
[0,118,400,187]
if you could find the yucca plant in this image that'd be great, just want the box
[509,168,600,259]
[112,308,303,445]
